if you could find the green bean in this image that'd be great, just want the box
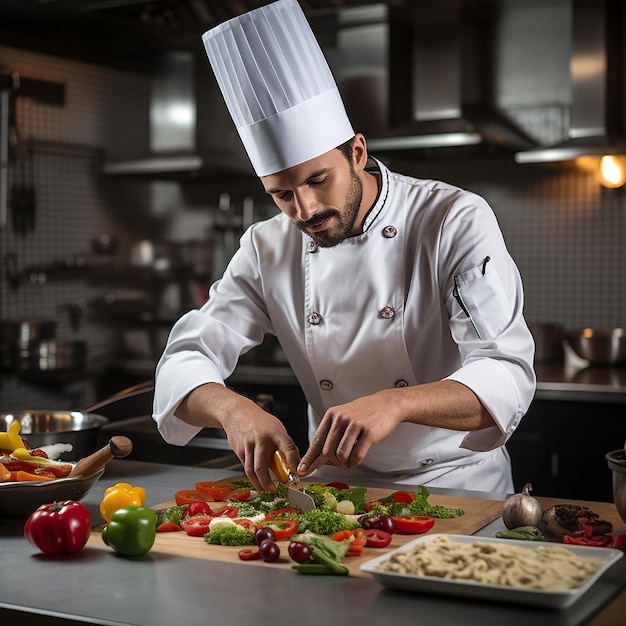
[292,563,348,575]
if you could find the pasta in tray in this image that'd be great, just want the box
[375,535,606,591]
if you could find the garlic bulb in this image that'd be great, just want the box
[502,483,543,530]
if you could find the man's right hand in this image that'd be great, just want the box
[176,383,300,492]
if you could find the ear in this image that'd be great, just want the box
[352,133,368,170]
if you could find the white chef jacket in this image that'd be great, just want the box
[153,157,536,493]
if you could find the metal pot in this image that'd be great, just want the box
[529,322,564,363]
[0,318,57,371]
[15,339,87,375]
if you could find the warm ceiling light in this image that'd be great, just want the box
[599,155,626,188]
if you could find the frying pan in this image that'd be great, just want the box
[0,381,153,461]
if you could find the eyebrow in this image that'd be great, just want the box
[265,168,329,195]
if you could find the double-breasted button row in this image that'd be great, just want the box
[318,379,409,392]
[308,308,395,325]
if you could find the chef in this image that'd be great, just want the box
[153,0,536,494]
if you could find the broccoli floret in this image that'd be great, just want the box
[296,508,361,535]
[153,505,188,526]
[204,525,255,546]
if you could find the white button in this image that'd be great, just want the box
[307,240,318,253]
[320,380,333,390]
[307,312,322,325]
[421,459,434,466]
[380,305,395,319]
[383,225,397,238]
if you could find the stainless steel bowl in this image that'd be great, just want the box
[0,410,108,461]
[566,328,626,366]
[606,449,626,524]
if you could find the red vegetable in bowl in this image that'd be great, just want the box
[24,500,92,554]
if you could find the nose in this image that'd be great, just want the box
[293,189,318,222]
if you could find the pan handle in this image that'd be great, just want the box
[83,380,154,415]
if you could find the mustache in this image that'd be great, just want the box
[298,209,339,229]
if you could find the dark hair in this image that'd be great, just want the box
[337,136,355,163]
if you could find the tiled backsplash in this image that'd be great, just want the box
[1,44,624,409]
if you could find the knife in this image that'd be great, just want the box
[269,450,316,512]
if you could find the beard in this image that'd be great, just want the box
[294,169,363,248]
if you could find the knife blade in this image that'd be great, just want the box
[269,449,315,512]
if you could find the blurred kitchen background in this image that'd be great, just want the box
[0,0,624,499]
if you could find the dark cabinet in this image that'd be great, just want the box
[507,398,624,503]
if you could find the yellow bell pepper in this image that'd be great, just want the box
[0,421,25,452]
[12,447,58,465]
[100,482,147,523]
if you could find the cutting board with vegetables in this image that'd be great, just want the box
[89,484,505,577]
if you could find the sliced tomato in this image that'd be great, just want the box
[331,529,366,556]
[156,522,183,532]
[195,481,234,501]
[182,501,213,519]
[257,519,298,541]
[175,489,215,506]
[227,488,251,502]
[211,505,240,518]
[363,529,392,548]
[264,507,300,519]
[391,515,435,534]
[325,482,350,490]
[233,518,257,532]
[611,534,626,549]
[238,548,262,561]
[180,514,213,537]
[392,491,413,504]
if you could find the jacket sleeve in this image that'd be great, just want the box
[438,192,536,452]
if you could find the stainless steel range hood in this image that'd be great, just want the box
[103,51,254,179]
[515,0,626,164]
[360,1,535,155]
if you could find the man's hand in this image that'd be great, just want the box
[296,380,494,478]
[296,389,403,477]
[176,383,300,492]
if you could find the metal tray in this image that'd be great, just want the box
[360,533,623,609]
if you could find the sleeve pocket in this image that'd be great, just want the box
[453,260,513,340]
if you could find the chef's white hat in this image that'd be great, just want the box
[202,0,354,177]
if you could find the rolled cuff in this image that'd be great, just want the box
[153,354,225,446]
[445,358,534,452]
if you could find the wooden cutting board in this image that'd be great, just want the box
[87,484,626,578]
[88,483,504,577]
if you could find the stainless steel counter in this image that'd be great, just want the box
[535,361,626,403]
[1,460,625,626]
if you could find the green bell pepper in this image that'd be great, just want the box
[101,506,157,556]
